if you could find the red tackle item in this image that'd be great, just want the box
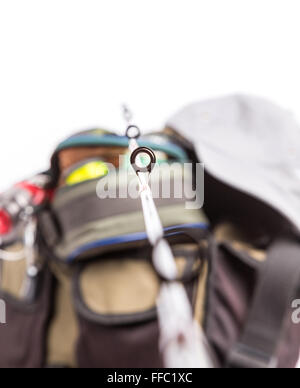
[0,209,12,235]
[15,182,54,205]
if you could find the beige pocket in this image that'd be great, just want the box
[0,244,27,299]
[214,223,267,262]
[80,258,160,316]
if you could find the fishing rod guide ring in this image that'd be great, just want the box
[126,125,141,139]
[130,147,156,174]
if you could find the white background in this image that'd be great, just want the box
[0,0,299,367]
[1,0,300,189]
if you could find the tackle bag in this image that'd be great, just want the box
[0,105,299,368]
[0,129,210,368]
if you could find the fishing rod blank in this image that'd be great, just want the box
[124,108,214,368]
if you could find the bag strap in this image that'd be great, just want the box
[227,238,300,368]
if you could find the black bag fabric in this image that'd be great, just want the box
[205,238,300,368]
[0,266,54,368]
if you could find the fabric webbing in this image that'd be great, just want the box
[228,238,300,368]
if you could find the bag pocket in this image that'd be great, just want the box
[73,236,205,368]
[73,254,163,368]
[0,249,53,368]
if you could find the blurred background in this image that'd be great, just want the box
[1,0,300,192]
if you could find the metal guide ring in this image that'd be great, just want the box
[126,125,141,139]
[130,147,156,174]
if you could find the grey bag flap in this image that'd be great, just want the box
[167,94,300,233]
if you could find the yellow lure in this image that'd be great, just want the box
[66,161,109,186]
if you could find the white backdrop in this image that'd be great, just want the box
[1,0,300,189]
[0,0,299,367]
